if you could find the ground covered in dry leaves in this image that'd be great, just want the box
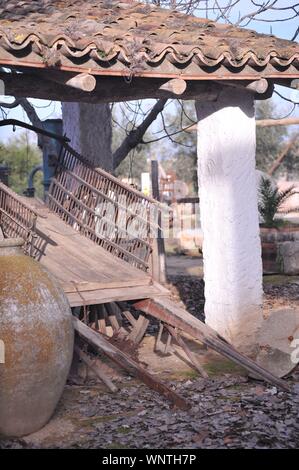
[1,274,299,449]
[1,375,299,449]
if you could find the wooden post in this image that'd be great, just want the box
[196,87,263,355]
[151,158,166,284]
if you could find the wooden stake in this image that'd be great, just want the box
[165,325,208,378]
[127,313,149,345]
[75,346,118,392]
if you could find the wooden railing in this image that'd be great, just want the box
[47,145,161,271]
[0,182,38,255]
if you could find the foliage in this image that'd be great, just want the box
[0,133,43,196]
[258,176,299,228]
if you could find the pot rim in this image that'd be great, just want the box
[0,237,25,248]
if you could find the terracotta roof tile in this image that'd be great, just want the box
[0,0,298,78]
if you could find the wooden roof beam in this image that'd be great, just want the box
[0,71,222,103]
[159,78,187,95]
[217,78,273,99]
[37,71,97,92]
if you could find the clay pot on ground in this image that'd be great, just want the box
[0,238,74,437]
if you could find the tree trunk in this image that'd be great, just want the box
[62,102,113,171]
[196,88,263,355]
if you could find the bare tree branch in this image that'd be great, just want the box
[113,98,168,168]
[268,133,299,176]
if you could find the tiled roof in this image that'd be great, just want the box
[0,0,298,79]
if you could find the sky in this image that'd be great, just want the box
[0,0,298,144]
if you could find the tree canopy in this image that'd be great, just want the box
[0,133,43,196]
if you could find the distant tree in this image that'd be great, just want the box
[280,140,299,179]
[160,101,197,194]
[255,100,288,172]
[0,134,43,196]
[115,146,149,183]
[112,105,151,184]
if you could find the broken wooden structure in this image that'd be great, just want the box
[0,142,290,407]
[0,0,298,407]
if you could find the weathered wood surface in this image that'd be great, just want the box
[165,324,208,379]
[21,198,169,306]
[74,317,190,410]
[75,346,118,392]
[0,71,221,104]
[133,297,290,392]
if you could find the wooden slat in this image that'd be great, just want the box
[63,279,151,294]
[74,317,190,410]
[67,283,169,307]
[134,297,290,392]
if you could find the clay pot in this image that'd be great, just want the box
[0,238,74,437]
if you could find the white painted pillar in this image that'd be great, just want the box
[196,88,263,354]
[62,102,113,171]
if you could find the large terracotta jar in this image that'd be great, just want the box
[0,238,74,437]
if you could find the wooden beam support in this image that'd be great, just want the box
[73,316,190,410]
[291,79,299,89]
[64,73,96,92]
[0,70,276,104]
[39,71,97,92]
[0,71,221,103]
[127,313,149,345]
[165,325,208,379]
[75,346,118,392]
[133,296,290,392]
[218,78,269,95]
[159,78,187,95]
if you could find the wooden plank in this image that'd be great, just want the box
[122,310,137,328]
[165,325,208,378]
[98,305,107,336]
[62,278,151,294]
[105,303,121,332]
[74,317,190,410]
[66,283,169,307]
[134,297,290,392]
[35,206,151,281]
[127,314,149,345]
[75,346,118,392]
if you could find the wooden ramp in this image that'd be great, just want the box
[28,200,168,307]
